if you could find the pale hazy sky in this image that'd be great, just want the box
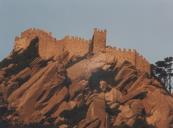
[0,0,173,63]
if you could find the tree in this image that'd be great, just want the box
[151,57,173,93]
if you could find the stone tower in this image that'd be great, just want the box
[91,28,106,53]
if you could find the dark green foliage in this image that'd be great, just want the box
[151,57,173,93]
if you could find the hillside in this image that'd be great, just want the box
[0,28,172,128]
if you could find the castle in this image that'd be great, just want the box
[14,28,150,74]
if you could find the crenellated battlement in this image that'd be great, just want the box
[21,28,52,38]
[15,28,56,44]
[64,35,89,43]
[13,28,150,74]
[106,46,150,74]
[94,28,107,33]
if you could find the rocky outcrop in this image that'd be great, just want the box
[0,29,173,128]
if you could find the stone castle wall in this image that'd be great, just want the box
[14,28,150,74]
[63,36,90,57]
[15,28,90,60]
[15,28,62,59]
[106,47,150,74]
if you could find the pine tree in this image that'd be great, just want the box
[151,57,173,93]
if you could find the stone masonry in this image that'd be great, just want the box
[13,28,150,74]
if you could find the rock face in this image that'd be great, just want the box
[0,28,173,128]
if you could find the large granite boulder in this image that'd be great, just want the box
[0,29,173,128]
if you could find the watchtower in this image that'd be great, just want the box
[91,28,106,53]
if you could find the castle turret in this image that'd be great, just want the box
[91,28,106,53]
